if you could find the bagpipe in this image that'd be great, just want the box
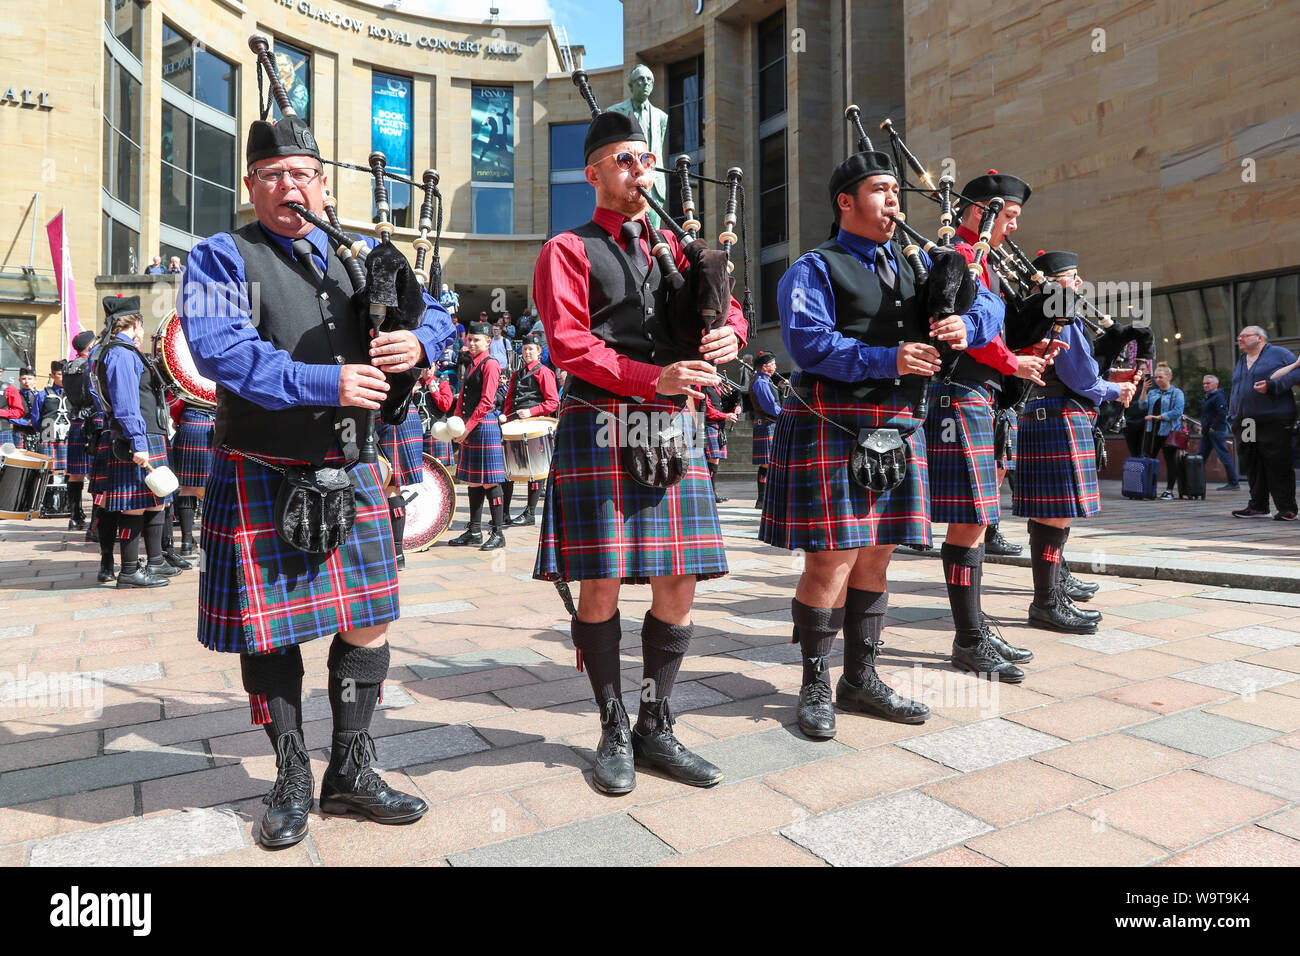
[249,35,446,464]
[571,69,754,362]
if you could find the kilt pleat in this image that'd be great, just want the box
[198,448,400,655]
[758,378,931,552]
[39,439,68,473]
[89,428,110,495]
[171,407,215,487]
[455,416,506,484]
[704,423,728,461]
[425,434,456,468]
[66,420,93,475]
[1012,398,1101,519]
[379,405,425,487]
[751,419,775,466]
[101,432,172,511]
[924,381,1000,525]
[534,393,728,584]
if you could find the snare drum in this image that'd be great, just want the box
[0,448,54,520]
[403,455,457,552]
[500,417,557,482]
[155,310,217,408]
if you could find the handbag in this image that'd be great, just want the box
[1166,427,1189,451]
[230,448,357,554]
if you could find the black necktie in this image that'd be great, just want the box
[621,221,647,280]
[292,238,323,284]
[875,245,896,289]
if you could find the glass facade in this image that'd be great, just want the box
[757,10,786,123]
[102,1,144,274]
[548,122,594,236]
[667,54,705,228]
[0,317,37,371]
[472,85,514,234]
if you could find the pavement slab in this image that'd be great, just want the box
[966,809,1167,866]
[1197,742,1300,801]
[447,812,675,867]
[1126,710,1280,757]
[28,807,246,866]
[897,717,1066,773]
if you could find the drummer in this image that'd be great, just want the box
[423,366,457,467]
[92,296,178,588]
[63,330,99,532]
[500,332,558,526]
[447,320,508,551]
[11,366,40,451]
[35,360,72,478]
[377,389,426,570]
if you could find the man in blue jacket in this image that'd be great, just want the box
[1200,374,1238,490]
[1229,326,1297,520]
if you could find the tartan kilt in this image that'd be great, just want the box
[379,405,425,487]
[759,378,931,552]
[1013,398,1102,519]
[751,419,776,466]
[101,432,172,511]
[89,429,110,495]
[705,423,728,461]
[924,381,1000,525]
[426,435,456,467]
[198,447,399,655]
[0,423,10,446]
[456,416,506,484]
[39,438,68,472]
[66,419,93,475]
[534,392,727,584]
[171,407,215,487]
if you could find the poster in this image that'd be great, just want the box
[272,42,311,124]
[372,73,412,175]
[471,85,513,182]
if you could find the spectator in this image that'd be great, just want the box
[516,310,533,337]
[1143,362,1186,500]
[144,255,166,275]
[489,325,509,370]
[1200,374,1239,490]
[1231,325,1299,519]
[167,256,184,274]
[439,284,460,317]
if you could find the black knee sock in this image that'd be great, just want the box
[756,466,768,501]
[177,496,196,544]
[487,484,505,532]
[327,635,390,738]
[98,511,119,570]
[527,479,543,511]
[388,495,406,556]
[501,481,514,514]
[142,508,165,562]
[637,612,693,733]
[942,542,984,647]
[160,503,176,553]
[843,588,888,685]
[118,513,144,569]
[1028,520,1070,605]
[241,646,304,744]
[792,598,844,685]
[68,480,84,518]
[571,612,623,710]
[466,486,485,532]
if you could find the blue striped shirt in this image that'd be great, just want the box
[180,224,455,410]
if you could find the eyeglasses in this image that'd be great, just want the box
[592,151,657,172]
[252,167,323,185]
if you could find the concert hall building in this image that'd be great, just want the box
[4,0,1297,429]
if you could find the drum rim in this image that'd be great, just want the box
[0,449,54,469]
[406,454,457,552]
[156,310,218,408]
[500,417,558,438]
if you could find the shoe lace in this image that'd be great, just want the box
[804,680,832,705]
[645,699,686,754]
[599,699,631,756]
[339,730,386,795]
[266,734,312,806]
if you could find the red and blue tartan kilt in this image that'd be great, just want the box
[39,438,68,472]
[704,423,728,461]
[924,381,1000,525]
[101,432,172,511]
[66,419,93,475]
[1013,398,1102,519]
[197,448,399,655]
[426,433,456,468]
[456,416,506,484]
[759,379,931,552]
[171,407,215,488]
[534,393,727,584]
[89,429,110,495]
[0,423,10,446]
[379,405,425,487]
[751,419,776,466]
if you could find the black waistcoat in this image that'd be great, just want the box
[949,255,1003,390]
[511,363,544,410]
[39,387,69,430]
[16,389,37,429]
[94,341,168,436]
[460,355,496,417]
[217,224,368,465]
[568,220,676,396]
[801,239,928,402]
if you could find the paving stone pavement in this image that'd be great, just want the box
[1,479,1298,866]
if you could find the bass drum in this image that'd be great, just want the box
[403,455,457,553]
[154,310,217,408]
[0,448,54,520]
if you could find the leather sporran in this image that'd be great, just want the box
[1094,427,1108,470]
[272,465,357,554]
[620,411,690,489]
[849,427,908,494]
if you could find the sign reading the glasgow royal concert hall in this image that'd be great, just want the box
[270,0,523,55]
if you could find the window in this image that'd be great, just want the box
[159,22,238,246]
[104,0,142,60]
[102,24,142,274]
[473,187,513,235]
[761,258,788,330]
[472,85,514,234]
[271,40,311,125]
[372,71,414,229]
[666,55,705,228]
[759,130,787,248]
[549,122,594,236]
[102,50,141,209]
[0,317,37,371]
[757,10,786,123]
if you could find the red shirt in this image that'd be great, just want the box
[505,360,558,418]
[455,351,501,433]
[532,206,748,400]
[703,390,730,423]
[954,224,1019,375]
[429,377,454,413]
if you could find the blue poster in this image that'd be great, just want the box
[372,72,412,175]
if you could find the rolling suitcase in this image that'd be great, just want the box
[1179,454,1206,499]
[1122,430,1160,500]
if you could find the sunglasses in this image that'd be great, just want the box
[593,151,657,172]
